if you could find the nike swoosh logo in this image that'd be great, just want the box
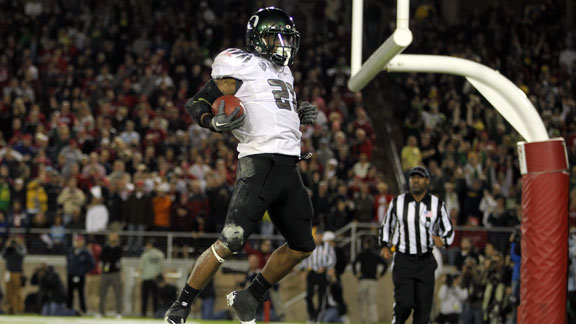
[215,121,229,127]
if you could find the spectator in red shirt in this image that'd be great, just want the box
[244,239,273,270]
[144,116,167,147]
[58,101,77,128]
[351,128,373,161]
[170,193,199,259]
[374,180,394,224]
[187,180,210,232]
[351,106,374,141]
[86,236,102,311]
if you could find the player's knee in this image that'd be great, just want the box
[220,224,246,253]
[212,240,233,260]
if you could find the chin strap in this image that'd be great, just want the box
[211,244,226,263]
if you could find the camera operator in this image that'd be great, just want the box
[30,263,68,315]
[2,235,27,314]
[433,273,468,324]
[482,252,513,324]
[460,257,485,324]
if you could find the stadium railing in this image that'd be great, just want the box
[3,223,521,261]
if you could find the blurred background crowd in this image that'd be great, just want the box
[0,0,575,323]
[0,0,382,256]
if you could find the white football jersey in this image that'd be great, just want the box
[211,48,301,158]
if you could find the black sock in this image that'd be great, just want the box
[177,283,201,307]
[248,273,272,302]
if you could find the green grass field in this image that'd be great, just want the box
[0,315,393,324]
[0,316,235,324]
[1,316,344,324]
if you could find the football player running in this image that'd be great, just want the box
[164,7,318,324]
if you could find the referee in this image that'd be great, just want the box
[379,166,454,324]
[299,230,336,323]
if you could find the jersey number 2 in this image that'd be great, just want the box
[268,79,296,111]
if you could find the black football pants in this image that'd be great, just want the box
[221,154,315,252]
[392,252,437,324]
[306,270,328,321]
[67,274,87,313]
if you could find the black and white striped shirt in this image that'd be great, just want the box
[379,192,454,254]
[299,242,336,272]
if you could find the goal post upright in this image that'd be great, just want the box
[350,0,363,77]
[349,0,412,91]
[349,1,570,323]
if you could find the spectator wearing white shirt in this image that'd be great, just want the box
[560,41,576,73]
[479,188,497,228]
[188,155,211,182]
[443,182,460,221]
[352,153,371,179]
[86,186,109,233]
[433,273,468,324]
[24,0,43,17]
[57,178,86,224]
[119,120,141,146]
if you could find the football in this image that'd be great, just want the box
[211,95,245,119]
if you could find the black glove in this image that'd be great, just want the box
[210,100,246,132]
[164,301,191,324]
[298,101,318,125]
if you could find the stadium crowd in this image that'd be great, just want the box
[0,0,379,254]
[0,0,574,323]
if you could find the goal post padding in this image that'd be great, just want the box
[517,139,569,324]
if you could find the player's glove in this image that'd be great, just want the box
[298,101,318,125]
[164,301,191,324]
[210,100,246,132]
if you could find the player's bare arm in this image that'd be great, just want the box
[215,77,242,95]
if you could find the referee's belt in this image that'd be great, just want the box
[398,251,432,259]
[307,268,325,274]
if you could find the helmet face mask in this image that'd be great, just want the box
[262,32,299,66]
[246,7,300,66]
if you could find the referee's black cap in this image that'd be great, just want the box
[409,166,430,178]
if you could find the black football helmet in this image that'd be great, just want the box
[246,7,300,66]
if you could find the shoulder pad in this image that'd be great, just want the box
[212,48,258,80]
[214,48,253,65]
